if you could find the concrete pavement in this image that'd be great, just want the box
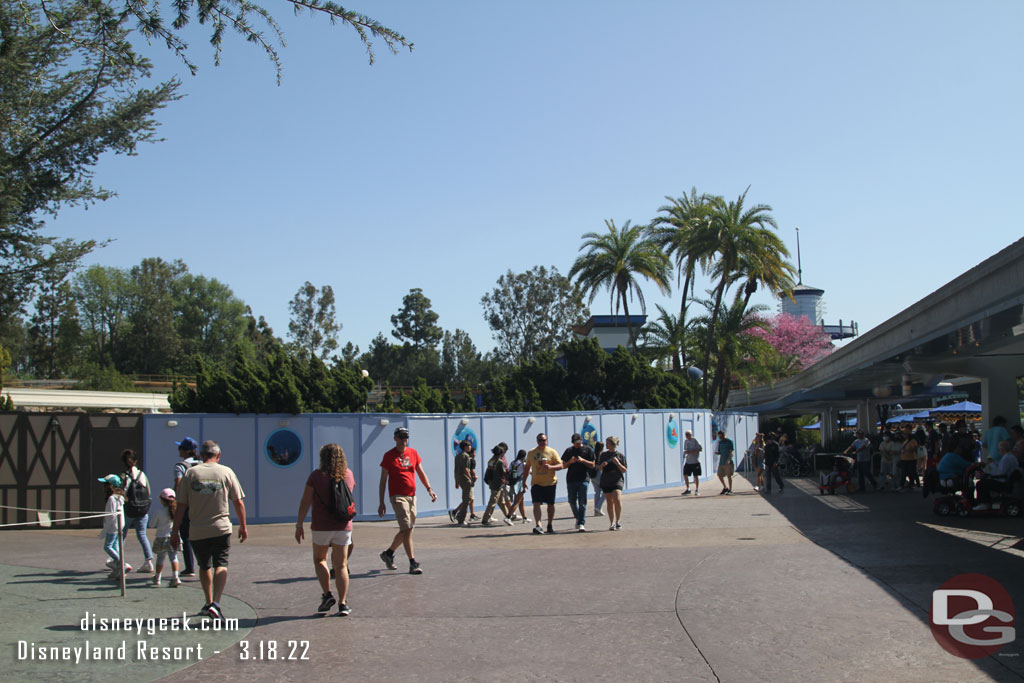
[2,471,1023,682]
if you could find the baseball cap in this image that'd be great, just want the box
[394,426,409,438]
[571,433,582,443]
[98,474,122,487]
[176,437,199,451]
[160,488,176,501]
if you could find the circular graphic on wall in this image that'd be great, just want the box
[666,418,679,448]
[265,428,303,467]
[451,425,479,458]
[580,423,600,449]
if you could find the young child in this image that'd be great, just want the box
[151,488,181,587]
[99,474,131,579]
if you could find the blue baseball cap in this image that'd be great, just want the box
[176,437,199,451]
[98,474,122,487]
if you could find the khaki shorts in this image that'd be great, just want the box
[390,495,417,530]
[717,463,734,477]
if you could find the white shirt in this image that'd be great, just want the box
[103,494,124,534]
[993,452,1021,480]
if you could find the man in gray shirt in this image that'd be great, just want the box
[682,431,702,496]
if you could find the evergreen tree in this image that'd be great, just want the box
[391,288,442,350]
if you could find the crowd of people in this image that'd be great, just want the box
[97,437,247,624]
[95,416,1024,621]
[445,430,628,533]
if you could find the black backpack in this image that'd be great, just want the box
[325,475,357,524]
[483,456,503,488]
[123,470,152,518]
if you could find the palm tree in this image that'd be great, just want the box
[648,188,718,369]
[736,229,796,317]
[569,219,672,350]
[694,293,773,409]
[699,188,778,402]
[639,304,688,371]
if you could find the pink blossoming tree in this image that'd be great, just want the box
[745,313,833,376]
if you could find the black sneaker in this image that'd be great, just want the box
[336,603,352,617]
[546,524,554,534]
[532,525,544,534]
[207,602,224,622]
[681,489,691,495]
[719,488,728,495]
[448,509,457,523]
[199,603,212,616]
[409,560,423,575]
[379,550,397,570]
[318,592,336,613]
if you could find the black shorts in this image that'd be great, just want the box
[683,462,702,477]
[531,484,556,505]
[191,534,231,570]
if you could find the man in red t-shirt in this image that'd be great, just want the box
[378,426,437,575]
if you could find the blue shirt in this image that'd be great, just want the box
[937,452,970,481]
[716,438,734,468]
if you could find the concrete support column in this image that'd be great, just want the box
[820,407,837,447]
[980,375,1020,432]
[969,357,1023,430]
[856,400,874,435]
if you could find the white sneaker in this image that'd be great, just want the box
[609,524,616,531]
[139,559,154,573]
[510,514,519,521]
[105,557,115,569]
[503,518,514,526]
[694,491,700,496]
[522,517,530,524]
[152,575,161,586]
[169,577,181,587]
[594,510,605,517]
[578,525,586,533]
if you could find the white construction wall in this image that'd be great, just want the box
[143,408,753,525]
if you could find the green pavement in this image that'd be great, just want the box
[1,564,254,682]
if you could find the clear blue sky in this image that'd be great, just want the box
[52,0,1024,357]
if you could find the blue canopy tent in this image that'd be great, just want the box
[931,401,982,414]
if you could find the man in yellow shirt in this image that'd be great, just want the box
[525,433,564,534]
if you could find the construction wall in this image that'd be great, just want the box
[143,409,756,525]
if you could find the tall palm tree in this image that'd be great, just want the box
[736,230,796,317]
[648,188,718,369]
[569,219,672,350]
[699,188,778,402]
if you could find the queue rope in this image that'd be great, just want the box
[0,510,113,528]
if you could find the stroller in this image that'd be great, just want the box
[818,455,856,495]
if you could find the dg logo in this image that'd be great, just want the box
[931,573,1015,658]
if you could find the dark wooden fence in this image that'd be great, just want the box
[0,413,143,529]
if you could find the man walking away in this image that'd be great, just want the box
[171,440,246,623]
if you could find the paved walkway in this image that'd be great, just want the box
[3,473,1024,682]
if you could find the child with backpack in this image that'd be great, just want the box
[121,449,154,573]
[98,474,131,579]
[151,488,182,586]
[482,443,514,526]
